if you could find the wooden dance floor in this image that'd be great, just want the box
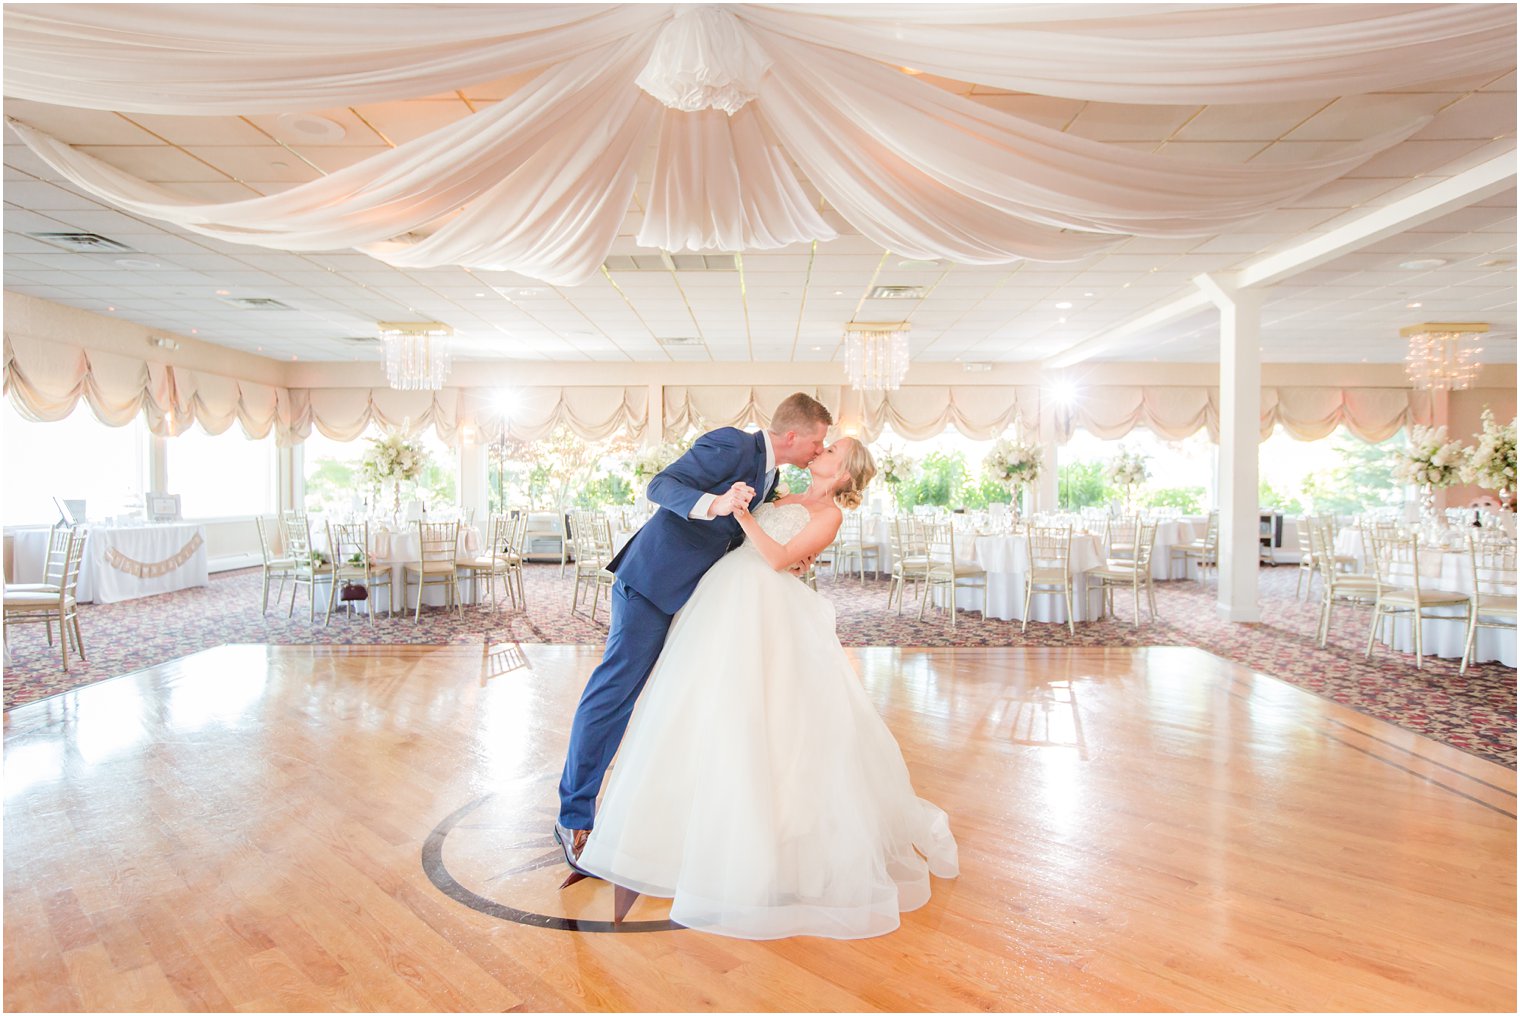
[4,643,1514,1011]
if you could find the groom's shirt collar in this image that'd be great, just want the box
[762,429,775,473]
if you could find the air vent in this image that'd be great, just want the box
[603,253,737,272]
[219,296,295,311]
[868,285,925,299]
[26,231,135,253]
[656,336,705,347]
[340,335,378,344]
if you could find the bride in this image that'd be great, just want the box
[577,438,959,940]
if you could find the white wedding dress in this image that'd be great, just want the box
[578,503,959,940]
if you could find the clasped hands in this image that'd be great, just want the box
[713,481,813,577]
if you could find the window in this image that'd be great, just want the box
[167,424,276,519]
[2,400,147,527]
[304,425,459,515]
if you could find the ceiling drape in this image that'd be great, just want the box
[4,3,1511,284]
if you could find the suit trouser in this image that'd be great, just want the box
[557,577,674,830]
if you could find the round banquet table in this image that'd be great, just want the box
[934,531,1105,623]
[310,523,481,614]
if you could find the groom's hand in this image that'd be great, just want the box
[709,482,756,517]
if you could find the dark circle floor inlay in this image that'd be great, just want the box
[421,794,682,933]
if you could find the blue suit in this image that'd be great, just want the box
[558,427,773,829]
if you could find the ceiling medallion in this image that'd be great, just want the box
[378,321,454,391]
[1400,321,1487,392]
[843,322,910,392]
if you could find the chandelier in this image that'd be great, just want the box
[1401,322,1487,391]
[843,322,910,391]
[378,321,453,390]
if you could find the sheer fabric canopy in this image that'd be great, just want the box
[5,4,1512,283]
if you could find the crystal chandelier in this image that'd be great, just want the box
[1401,322,1487,392]
[378,321,453,390]
[843,322,910,391]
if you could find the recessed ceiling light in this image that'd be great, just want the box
[275,112,347,142]
[833,290,844,296]
[1480,258,1515,268]
[810,345,822,351]
[475,292,486,297]
[1407,301,1423,309]
[106,306,115,311]
[1398,258,1449,270]
[1055,301,1073,309]
[113,257,159,269]
[1058,317,1067,324]
[1083,292,1095,297]
[215,289,231,296]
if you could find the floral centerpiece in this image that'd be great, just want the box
[876,446,917,507]
[1463,409,1517,509]
[1393,424,1467,522]
[361,432,429,512]
[984,436,1043,515]
[1105,448,1149,511]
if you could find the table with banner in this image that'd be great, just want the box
[10,522,210,604]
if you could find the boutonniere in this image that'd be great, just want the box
[766,482,790,504]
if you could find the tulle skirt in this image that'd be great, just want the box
[577,547,958,940]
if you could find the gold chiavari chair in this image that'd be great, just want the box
[1294,521,1318,599]
[5,523,72,595]
[405,520,463,621]
[1461,532,1516,675]
[3,525,87,670]
[918,522,986,627]
[887,516,932,613]
[325,520,392,625]
[1102,515,1138,564]
[459,514,521,613]
[1308,521,1378,649]
[1087,518,1159,627]
[570,511,616,622]
[253,516,297,614]
[1364,530,1469,669]
[1169,510,1218,584]
[832,512,883,583]
[281,513,332,622]
[1023,525,1075,635]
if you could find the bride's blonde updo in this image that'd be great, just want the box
[832,438,877,510]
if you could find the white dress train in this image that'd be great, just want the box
[578,503,959,940]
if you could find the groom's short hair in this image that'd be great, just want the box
[770,392,833,434]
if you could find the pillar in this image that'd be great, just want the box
[1196,273,1265,623]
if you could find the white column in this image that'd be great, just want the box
[1196,273,1264,623]
[457,433,488,522]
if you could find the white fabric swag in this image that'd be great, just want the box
[6,5,1510,283]
[0,332,1448,448]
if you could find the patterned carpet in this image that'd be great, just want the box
[4,562,1515,767]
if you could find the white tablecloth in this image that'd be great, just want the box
[937,532,1105,623]
[10,524,209,604]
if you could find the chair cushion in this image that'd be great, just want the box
[1475,594,1518,616]
[1378,588,1469,607]
[4,583,61,594]
[406,561,458,574]
[1089,566,1143,582]
[1028,567,1070,583]
[4,591,74,608]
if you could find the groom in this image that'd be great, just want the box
[554,392,834,872]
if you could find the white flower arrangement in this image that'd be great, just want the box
[1105,448,1149,490]
[984,436,1043,489]
[361,432,429,485]
[1393,424,1467,489]
[632,441,686,480]
[1463,409,1517,492]
[876,446,917,487]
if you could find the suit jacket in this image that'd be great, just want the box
[608,427,772,615]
